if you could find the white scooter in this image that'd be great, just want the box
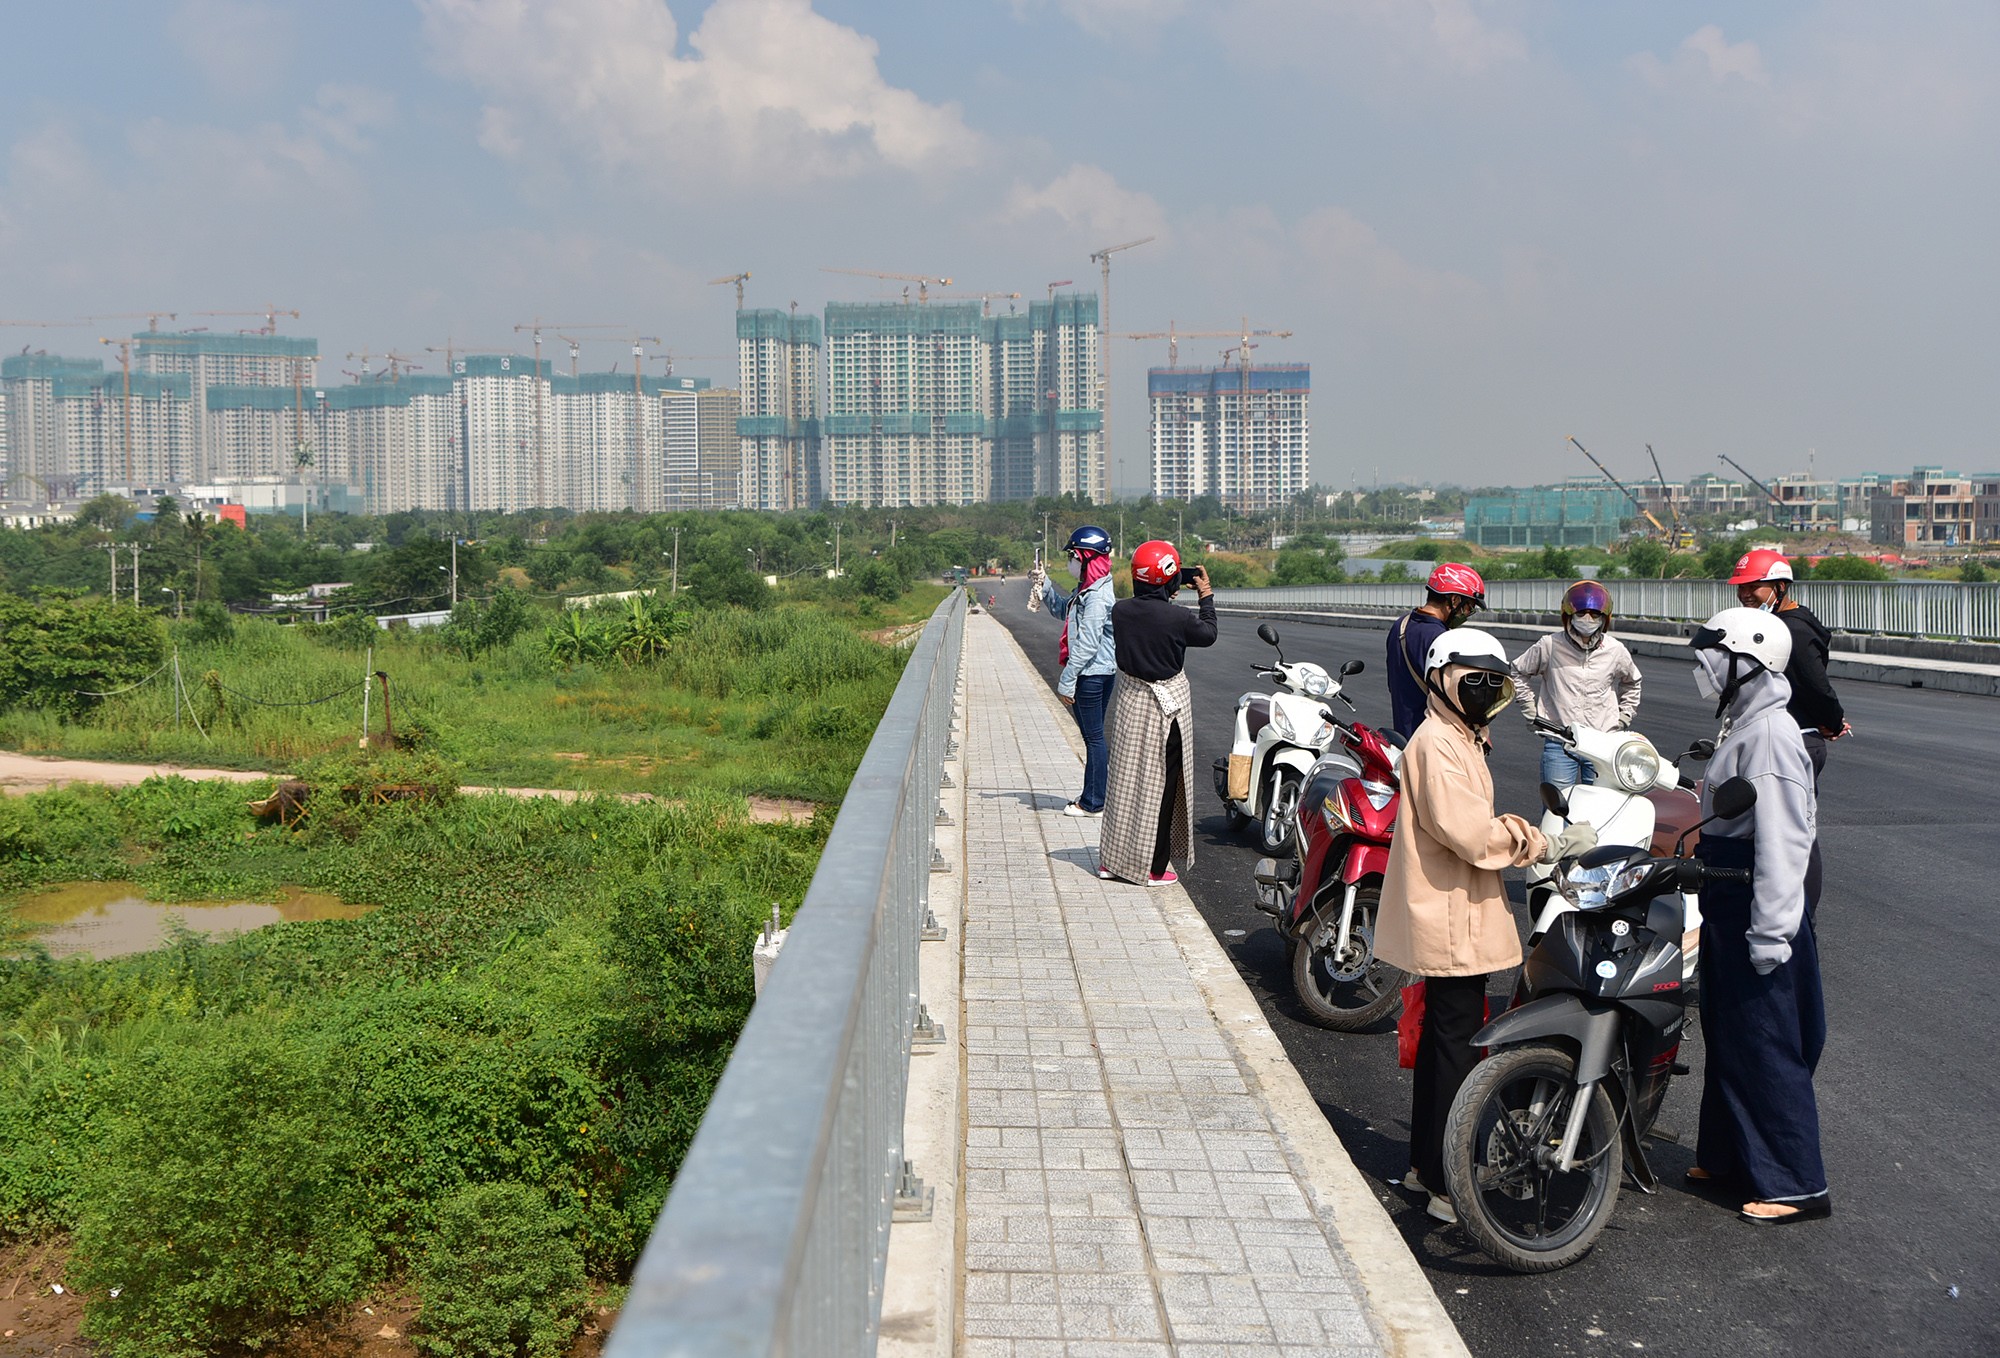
[1525,717,1710,987]
[1212,623,1362,857]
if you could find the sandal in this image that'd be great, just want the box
[1739,1197,1832,1226]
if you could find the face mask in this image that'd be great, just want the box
[1445,604,1473,629]
[1754,599,1776,613]
[1571,616,1604,638]
[1453,671,1513,726]
[1067,556,1084,579]
[1691,662,1720,701]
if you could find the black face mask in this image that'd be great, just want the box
[1426,668,1512,729]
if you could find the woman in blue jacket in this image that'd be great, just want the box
[1035,525,1118,817]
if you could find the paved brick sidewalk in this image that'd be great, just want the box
[956,613,1411,1358]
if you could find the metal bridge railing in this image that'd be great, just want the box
[605,588,966,1358]
[1213,578,2000,643]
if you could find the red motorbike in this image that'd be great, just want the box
[1254,708,1408,1030]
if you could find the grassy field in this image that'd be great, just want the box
[1,774,826,1357]
[0,586,947,804]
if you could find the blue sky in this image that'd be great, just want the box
[2,1,1995,492]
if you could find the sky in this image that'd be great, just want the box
[1,0,1995,494]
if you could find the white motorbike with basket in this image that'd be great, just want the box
[1213,622,1363,857]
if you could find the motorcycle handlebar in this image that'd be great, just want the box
[1702,866,1752,884]
[1530,716,1574,741]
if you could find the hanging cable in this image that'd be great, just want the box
[74,659,171,698]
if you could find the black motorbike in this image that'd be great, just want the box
[1440,776,1758,1272]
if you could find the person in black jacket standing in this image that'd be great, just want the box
[1729,549,1848,782]
[1096,541,1217,886]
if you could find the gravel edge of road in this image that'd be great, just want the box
[987,613,1471,1358]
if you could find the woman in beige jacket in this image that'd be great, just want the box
[1377,628,1595,1222]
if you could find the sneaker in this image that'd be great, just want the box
[1399,1169,1426,1193]
[1146,868,1179,886]
[1425,1194,1457,1224]
[1063,802,1103,818]
[1096,865,1117,880]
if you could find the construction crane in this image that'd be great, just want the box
[424,339,515,373]
[821,267,953,303]
[1119,320,1294,369]
[658,350,724,378]
[1717,453,1788,523]
[1647,444,1697,550]
[1088,235,1156,502]
[1568,435,1669,537]
[345,350,423,381]
[193,305,298,335]
[709,271,752,310]
[81,312,180,333]
[901,289,1023,316]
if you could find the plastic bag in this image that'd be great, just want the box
[1397,980,1499,1068]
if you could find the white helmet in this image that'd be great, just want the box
[1690,606,1792,673]
[1424,627,1514,727]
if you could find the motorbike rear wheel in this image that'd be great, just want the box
[1443,1042,1623,1272]
[1256,768,1303,856]
[1289,885,1405,1031]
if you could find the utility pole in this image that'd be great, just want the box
[450,537,459,607]
[1042,512,1051,557]
[105,543,121,599]
[129,543,144,606]
[834,522,842,575]
[670,526,681,596]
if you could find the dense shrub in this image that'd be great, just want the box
[0,595,166,717]
[414,1183,587,1358]
[69,1027,376,1358]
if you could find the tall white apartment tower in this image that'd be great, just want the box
[986,293,1102,502]
[137,332,317,479]
[454,354,553,512]
[737,310,822,510]
[1149,363,1309,511]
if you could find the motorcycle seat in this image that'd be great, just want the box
[1245,697,1272,739]
[1378,728,1408,748]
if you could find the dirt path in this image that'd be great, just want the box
[0,751,818,824]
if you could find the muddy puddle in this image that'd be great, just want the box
[8,881,373,959]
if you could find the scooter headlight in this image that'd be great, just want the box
[1607,861,1657,901]
[1270,705,1296,741]
[1612,738,1662,793]
[1322,793,1356,835]
[1561,861,1615,909]
[1302,671,1332,698]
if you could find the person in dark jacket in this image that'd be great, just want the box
[1096,541,1216,886]
[1729,549,1847,782]
[1386,563,1487,736]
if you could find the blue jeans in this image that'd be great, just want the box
[1540,737,1596,790]
[1072,673,1115,811]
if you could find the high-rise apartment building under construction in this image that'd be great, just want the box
[737,309,823,511]
[1149,362,1310,511]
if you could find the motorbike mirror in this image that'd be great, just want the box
[1681,737,1717,762]
[1257,622,1281,647]
[1710,776,1757,821]
[1538,780,1570,819]
[1340,659,1365,677]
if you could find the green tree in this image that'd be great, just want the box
[1272,548,1346,586]
[1809,555,1892,581]
[0,595,167,716]
[1622,538,1668,579]
[1963,559,1990,583]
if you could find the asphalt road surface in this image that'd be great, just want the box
[994,595,1999,1358]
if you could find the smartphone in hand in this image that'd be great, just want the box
[1178,566,1204,587]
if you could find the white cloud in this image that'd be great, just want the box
[1631,24,1768,90]
[169,0,297,99]
[302,85,397,154]
[420,0,980,185]
[1004,163,1169,246]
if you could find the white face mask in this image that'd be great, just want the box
[1571,616,1604,638]
[1067,556,1084,579]
[1692,659,1720,701]
[1755,599,1776,613]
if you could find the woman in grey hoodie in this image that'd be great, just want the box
[1686,607,1830,1225]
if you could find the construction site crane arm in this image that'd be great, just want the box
[1717,453,1786,508]
[1569,435,1668,534]
[709,272,752,310]
[820,267,954,302]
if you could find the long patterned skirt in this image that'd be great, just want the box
[1098,670,1196,883]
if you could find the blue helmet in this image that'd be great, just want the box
[1065,524,1111,556]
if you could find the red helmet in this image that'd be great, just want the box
[1728,548,1793,586]
[1426,562,1486,606]
[1131,539,1181,586]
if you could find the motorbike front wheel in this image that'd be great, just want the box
[1256,767,1302,856]
[1289,885,1405,1031]
[1442,1042,1623,1272]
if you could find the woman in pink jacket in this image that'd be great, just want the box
[1376,628,1595,1223]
